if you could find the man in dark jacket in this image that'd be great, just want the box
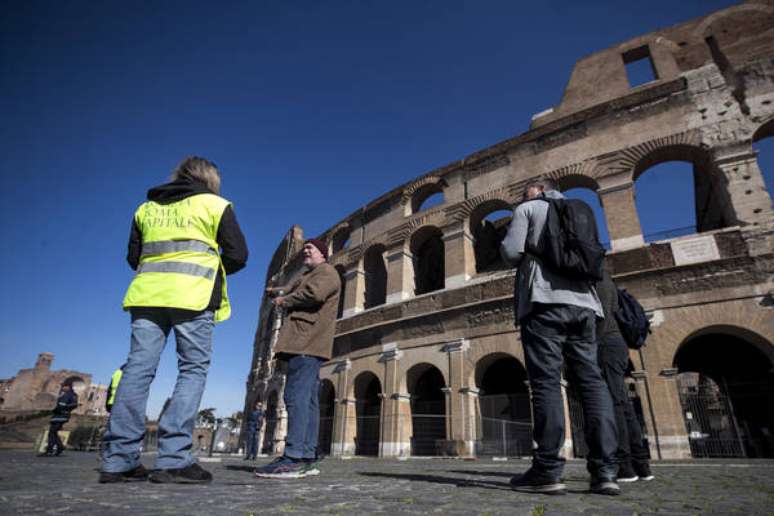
[595,269,654,482]
[42,382,78,456]
[99,157,248,485]
[255,238,340,479]
[244,401,264,460]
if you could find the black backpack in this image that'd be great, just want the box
[530,196,606,282]
[614,289,651,349]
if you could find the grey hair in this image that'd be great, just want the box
[525,176,558,192]
[171,156,221,194]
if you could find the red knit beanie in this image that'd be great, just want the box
[305,238,329,261]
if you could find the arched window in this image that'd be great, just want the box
[469,200,512,273]
[318,380,336,455]
[633,146,729,242]
[406,364,446,456]
[411,183,445,214]
[354,372,382,456]
[331,227,351,255]
[363,244,387,309]
[753,120,774,208]
[410,226,444,295]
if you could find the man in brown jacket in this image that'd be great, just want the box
[255,238,341,479]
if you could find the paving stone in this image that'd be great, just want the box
[1,452,773,515]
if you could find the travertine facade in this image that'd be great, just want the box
[0,353,108,417]
[245,1,774,459]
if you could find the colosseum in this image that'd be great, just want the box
[244,0,774,461]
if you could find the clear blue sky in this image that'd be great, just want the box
[2,0,770,419]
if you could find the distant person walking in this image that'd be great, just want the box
[595,268,654,482]
[41,382,78,457]
[99,157,248,484]
[255,239,340,479]
[244,401,264,460]
[500,177,619,495]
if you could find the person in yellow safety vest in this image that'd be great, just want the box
[105,365,124,413]
[99,157,248,485]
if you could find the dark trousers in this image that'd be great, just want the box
[521,303,618,479]
[47,422,65,454]
[283,354,323,460]
[597,336,650,470]
[245,428,258,458]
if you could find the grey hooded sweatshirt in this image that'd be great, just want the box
[499,189,603,322]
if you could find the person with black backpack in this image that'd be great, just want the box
[500,177,619,496]
[595,267,654,482]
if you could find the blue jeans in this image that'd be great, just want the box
[521,303,618,480]
[101,308,214,472]
[283,355,323,459]
[245,427,258,458]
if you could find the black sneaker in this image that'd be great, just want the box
[617,462,639,483]
[510,468,566,495]
[149,463,212,484]
[590,476,621,496]
[98,465,150,484]
[634,463,655,481]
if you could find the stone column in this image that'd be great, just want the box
[331,360,354,457]
[598,182,645,251]
[342,264,365,318]
[442,222,475,289]
[378,344,405,457]
[385,244,414,304]
[714,149,773,228]
[630,370,659,459]
[441,339,470,456]
[459,386,480,457]
[650,368,691,459]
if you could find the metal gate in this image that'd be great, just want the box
[677,374,746,458]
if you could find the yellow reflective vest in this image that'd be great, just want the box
[122,193,232,322]
[107,368,123,407]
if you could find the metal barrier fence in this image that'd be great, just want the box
[476,416,533,457]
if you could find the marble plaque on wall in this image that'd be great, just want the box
[670,235,720,266]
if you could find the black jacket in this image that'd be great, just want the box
[127,179,248,311]
[595,270,623,341]
[50,390,78,423]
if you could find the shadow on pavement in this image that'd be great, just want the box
[359,471,512,491]
[225,465,256,473]
[447,469,515,478]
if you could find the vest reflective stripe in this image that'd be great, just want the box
[137,261,216,279]
[123,193,232,322]
[141,240,216,257]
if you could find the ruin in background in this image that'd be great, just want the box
[244,0,774,460]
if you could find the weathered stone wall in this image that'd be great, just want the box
[246,1,774,459]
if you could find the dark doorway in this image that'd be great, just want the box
[354,373,381,456]
[262,391,279,454]
[476,355,532,457]
[675,330,774,458]
[364,245,387,308]
[411,227,445,295]
[408,365,446,456]
[318,380,335,455]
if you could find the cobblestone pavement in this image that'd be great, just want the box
[1,451,773,515]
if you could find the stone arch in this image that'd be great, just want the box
[467,198,512,274]
[673,325,774,458]
[409,225,445,295]
[473,352,532,456]
[330,224,352,255]
[363,243,387,309]
[694,3,774,39]
[405,363,447,456]
[353,371,382,456]
[624,139,732,239]
[403,176,447,215]
[318,379,336,455]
